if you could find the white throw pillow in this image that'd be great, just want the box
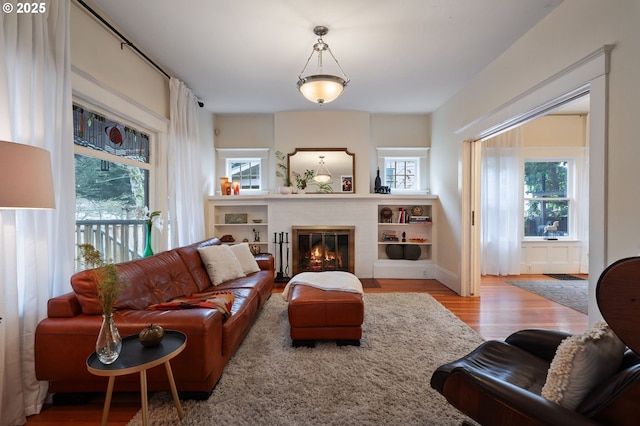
[197,244,246,286]
[230,242,261,275]
[541,321,626,410]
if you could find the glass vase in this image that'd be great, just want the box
[143,222,153,257]
[96,313,122,364]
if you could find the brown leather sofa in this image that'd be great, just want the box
[35,238,274,398]
[431,256,640,426]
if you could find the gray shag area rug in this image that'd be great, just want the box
[127,293,484,425]
[507,280,588,314]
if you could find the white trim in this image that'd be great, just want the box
[71,66,169,251]
[216,148,270,159]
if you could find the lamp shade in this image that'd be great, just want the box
[297,75,347,104]
[0,140,55,209]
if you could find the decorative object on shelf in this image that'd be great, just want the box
[138,207,162,257]
[77,244,128,364]
[232,180,240,195]
[243,238,249,242]
[219,177,229,195]
[385,244,404,260]
[297,26,349,105]
[220,234,235,243]
[402,231,406,242]
[275,150,293,193]
[250,244,261,255]
[410,206,424,217]
[374,168,382,192]
[225,213,248,224]
[381,230,399,242]
[138,324,164,347]
[375,185,391,194]
[404,245,422,260]
[341,175,353,192]
[253,228,260,242]
[252,219,263,223]
[380,207,393,223]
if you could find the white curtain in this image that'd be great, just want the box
[0,2,75,424]
[480,127,523,276]
[168,78,205,247]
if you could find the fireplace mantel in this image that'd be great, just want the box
[207,193,438,279]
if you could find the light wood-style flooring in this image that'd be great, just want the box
[26,275,588,425]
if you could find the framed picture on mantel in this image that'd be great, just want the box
[341,175,353,192]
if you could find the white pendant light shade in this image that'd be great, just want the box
[314,156,331,183]
[298,26,349,105]
[298,75,346,104]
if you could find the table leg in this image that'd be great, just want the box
[101,376,115,426]
[164,361,184,419]
[140,369,148,426]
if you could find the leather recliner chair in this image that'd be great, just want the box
[430,257,640,426]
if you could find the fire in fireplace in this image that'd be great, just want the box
[292,226,355,275]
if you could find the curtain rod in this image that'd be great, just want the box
[76,0,171,79]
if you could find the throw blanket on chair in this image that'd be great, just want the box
[147,291,235,319]
[282,271,364,302]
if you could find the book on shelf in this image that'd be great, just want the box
[408,216,432,223]
[397,207,406,223]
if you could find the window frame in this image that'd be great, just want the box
[216,148,269,195]
[522,148,585,241]
[376,147,430,194]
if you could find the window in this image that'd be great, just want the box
[376,147,430,193]
[523,160,571,238]
[384,158,417,190]
[216,148,269,194]
[227,159,261,190]
[73,103,153,264]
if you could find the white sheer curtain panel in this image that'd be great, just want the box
[0,2,75,424]
[168,78,206,247]
[480,127,523,276]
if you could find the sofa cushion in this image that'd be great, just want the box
[176,238,222,291]
[71,249,200,314]
[198,244,246,286]
[541,321,626,409]
[230,243,261,275]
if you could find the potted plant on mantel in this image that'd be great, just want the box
[293,169,315,194]
[275,151,293,194]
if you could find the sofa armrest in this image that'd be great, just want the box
[442,367,601,426]
[505,329,573,362]
[255,254,274,272]
[47,292,82,318]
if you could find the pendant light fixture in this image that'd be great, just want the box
[297,26,349,105]
[314,156,332,183]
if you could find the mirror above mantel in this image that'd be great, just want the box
[288,148,355,193]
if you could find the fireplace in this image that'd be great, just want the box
[292,226,355,275]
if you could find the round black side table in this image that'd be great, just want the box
[86,330,187,426]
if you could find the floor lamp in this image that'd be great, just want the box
[0,140,55,209]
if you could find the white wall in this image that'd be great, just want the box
[431,0,640,298]
[70,1,169,118]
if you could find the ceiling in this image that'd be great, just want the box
[89,0,564,114]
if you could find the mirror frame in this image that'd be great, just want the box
[287,148,356,194]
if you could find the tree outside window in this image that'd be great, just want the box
[524,161,569,237]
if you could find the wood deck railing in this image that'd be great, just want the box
[75,220,147,268]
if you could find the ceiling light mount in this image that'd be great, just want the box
[297,26,349,105]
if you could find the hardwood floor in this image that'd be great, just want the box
[26,275,587,425]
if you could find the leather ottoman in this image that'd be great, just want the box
[287,284,364,347]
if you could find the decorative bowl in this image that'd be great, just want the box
[252,219,263,223]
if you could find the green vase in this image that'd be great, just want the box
[143,223,154,257]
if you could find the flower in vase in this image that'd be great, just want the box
[138,207,163,229]
[77,244,128,315]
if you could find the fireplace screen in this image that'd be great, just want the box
[292,226,355,275]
